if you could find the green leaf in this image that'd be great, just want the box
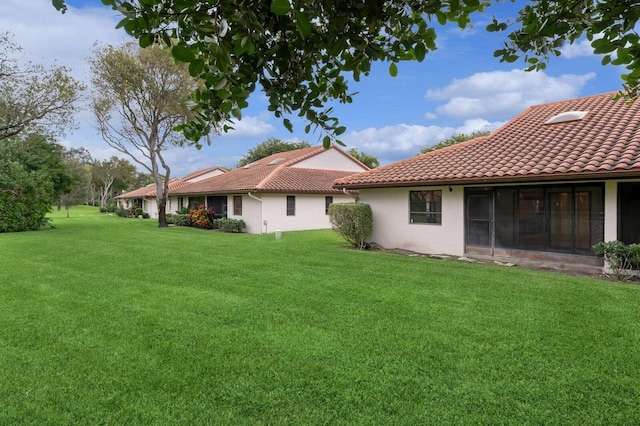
[295,11,312,37]
[220,100,233,114]
[139,33,154,48]
[231,108,242,120]
[334,126,346,136]
[188,59,205,77]
[283,118,293,132]
[213,77,228,91]
[389,62,398,77]
[52,0,67,13]
[172,44,196,63]
[414,43,427,62]
[270,0,291,16]
[322,135,331,148]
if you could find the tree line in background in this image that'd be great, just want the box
[0,33,153,232]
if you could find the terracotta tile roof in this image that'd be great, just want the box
[174,145,367,195]
[116,166,227,198]
[335,92,640,188]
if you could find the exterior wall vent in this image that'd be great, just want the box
[545,110,588,124]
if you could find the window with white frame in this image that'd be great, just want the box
[233,195,242,215]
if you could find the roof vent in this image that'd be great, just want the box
[268,158,285,165]
[545,110,588,124]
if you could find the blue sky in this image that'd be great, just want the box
[1,0,625,176]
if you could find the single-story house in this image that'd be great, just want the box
[334,92,640,268]
[172,145,369,233]
[116,166,228,217]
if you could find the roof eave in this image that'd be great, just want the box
[335,169,640,189]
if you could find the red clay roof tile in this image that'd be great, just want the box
[335,93,640,188]
[173,145,367,195]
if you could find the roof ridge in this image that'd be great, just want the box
[255,146,326,189]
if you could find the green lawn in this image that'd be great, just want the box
[1,206,639,424]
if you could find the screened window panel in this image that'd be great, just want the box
[410,190,442,224]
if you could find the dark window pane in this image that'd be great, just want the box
[548,190,573,250]
[409,191,442,224]
[286,196,295,216]
[468,220,491,246]
[495,188,516,249]
[618,183,640,244]
[518,189,545,250]
[468,193,491,220]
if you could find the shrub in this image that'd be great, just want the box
[173,214,190,226]
[188,204,216,229]
[106,201,117,213]
[217,218,246,233]
[166,213,174,225]
[116,208,129,218]
[99,206,108,213]
[134,207,143,217]
[328,202,373,249]
[594,240,640,281]
[141,212,150,219]
[176,207,190,214]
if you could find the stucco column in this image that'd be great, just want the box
[603,180,618,242]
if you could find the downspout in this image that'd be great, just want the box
[342,188,359,202]
[247,192,262,203]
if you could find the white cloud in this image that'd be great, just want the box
[560,39,596,58]
[424,112,438,120]
[343,118,505,164]
[425,69,596,119]
[218,114,275,139]
[0,0,130,83]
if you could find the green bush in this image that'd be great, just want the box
[141,212,150,219]
[116,208,129,218]
[173,214,190,226]
[99,206,108,213]
[166,213,174,225]
[328,202,373,249]
[134,207,143,217]
[594,240,640,281]
[216,218,246,233]
[176,207,189,214]
[106,201,117,213]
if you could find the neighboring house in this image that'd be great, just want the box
[172,145,369,233]
[116,166,228,217]
[334,93,640,268]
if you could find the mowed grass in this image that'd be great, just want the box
[1,206,639,424]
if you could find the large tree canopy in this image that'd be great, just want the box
[89,42,200,227]
[0,33,84,141]
[54,1,640,144]
[0,134,75,232]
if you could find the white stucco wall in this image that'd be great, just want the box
[258,193,355,234]
[229,195,264,234]
[292,148,367,172]
[604,180,618,242]
[143,198,158,218]
[358,186,465,256]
